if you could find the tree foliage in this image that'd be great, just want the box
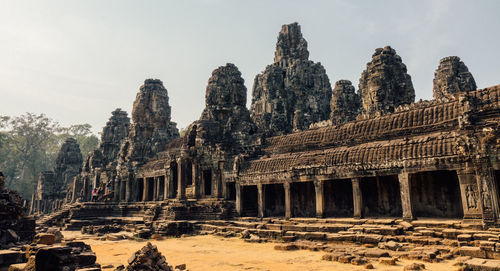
[0,113,99,200]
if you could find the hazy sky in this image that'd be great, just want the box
[1,0,499,134]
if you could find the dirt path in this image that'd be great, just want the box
[63,231,459,271]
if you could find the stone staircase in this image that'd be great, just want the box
[195,217,500,260]
[36,203,80,227]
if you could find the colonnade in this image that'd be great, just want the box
[236,167,500,222]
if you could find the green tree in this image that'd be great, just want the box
[0,113,59,198]
[0,113,99,200]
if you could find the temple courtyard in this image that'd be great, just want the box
[63,230,459,271]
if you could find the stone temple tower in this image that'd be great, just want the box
[359,46,415,115]
[250,22,332,136]
[433,56,476,100]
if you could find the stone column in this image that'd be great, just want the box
[474,165,500,223]
[167,174,170,201]
[142,178,148,202]
[192,162,200,198]
[125,177,131,202]
[258,184,265,218]
[113,179,121,202]
[214,161,224,198]
[235,183,242,216]
[177,158,186,199]
[314,180,324,218]
[284,182,291,219]
[398,172,413,221]
[457,169,482,219]
[153,177,160,201]
[352,178,363,218]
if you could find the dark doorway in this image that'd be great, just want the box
[324,179,354,217]
[291,181,316,217]
[120,180,126,201]
[169,161,178,198]
[360,175,402,217]
[264,183,285,217]
[136,178,144,202]
[146,177,154,201]
[226,182,236,200]
[203,169,212,196]
[410,171,463,218]
[241,185,258,217]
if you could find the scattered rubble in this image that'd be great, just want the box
[0,172,35,250]
[115,242,186,271]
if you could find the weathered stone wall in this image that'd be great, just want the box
[31,138,82,214]
[0,172,35,247]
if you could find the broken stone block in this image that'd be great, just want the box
[34,233,56,245]
[338,254,354,264]
[403,263,426,271]
[464,258,500,271]
[7,263,27,271]
[378,257,397,265]
[458,234,473,242]
[460,246,486,258]
[274,244,298,251]
[350,256,367,265]
[121,242,173,271]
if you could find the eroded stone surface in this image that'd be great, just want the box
[32,138,82,214]
[195,63,257,147]
[250,22,332,135]
[433,56,476,100]
[330,80,361,125]
[118,79,179,166]
[359,46,415,115]
[116,242,175,271]
[0,172,35,248]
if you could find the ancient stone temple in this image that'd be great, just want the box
[31,138,82,214]
[72,108,130,203]
[250,22,332,136]
[36,23,500,232]
[433,56,477,100]
[359,46,415,115]
[118,79,179,167]
[330,80,361,125]
[114,79,180,203]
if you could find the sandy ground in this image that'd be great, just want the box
[63,231,460,271]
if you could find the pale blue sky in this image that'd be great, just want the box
[1,0,499,133]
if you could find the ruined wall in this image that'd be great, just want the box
[359,46,415,115]
[32,138,82,214]
[433,56,476,100]
[0,172,35,247]
[250,23,332,136]
[53,138,82,188]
